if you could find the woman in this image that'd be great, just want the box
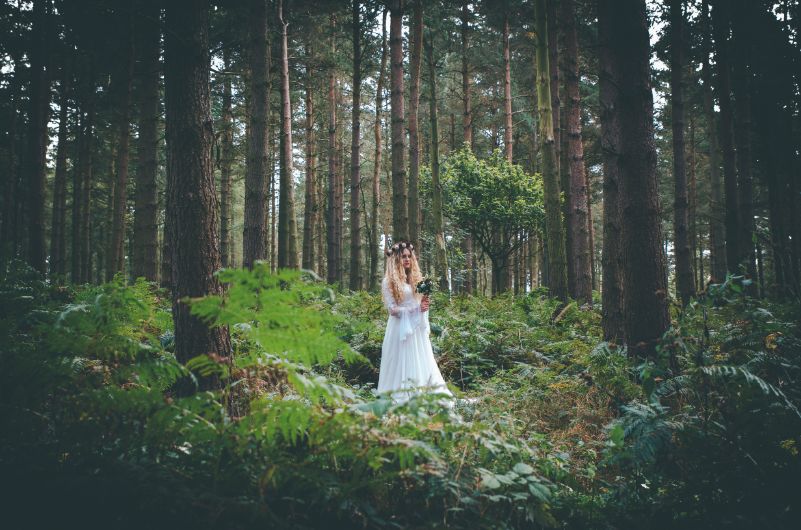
[377,240,453,405]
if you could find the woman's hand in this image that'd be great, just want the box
[420,295,430,313]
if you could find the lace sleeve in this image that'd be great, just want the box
[382,278,422,342]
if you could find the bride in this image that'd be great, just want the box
[377,240,453,405]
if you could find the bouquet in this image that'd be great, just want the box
[416,277,434,296]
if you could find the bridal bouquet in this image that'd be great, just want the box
[416,277,434,296]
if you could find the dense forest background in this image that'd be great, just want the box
[1,0,800,528]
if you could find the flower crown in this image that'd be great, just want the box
[384,240,415,258]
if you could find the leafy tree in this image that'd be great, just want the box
[442,148,543,295]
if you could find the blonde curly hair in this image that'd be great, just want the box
[384,240,423,304]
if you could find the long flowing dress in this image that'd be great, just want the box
[377,278,454,404]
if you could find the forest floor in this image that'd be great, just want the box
[1,263,799,529]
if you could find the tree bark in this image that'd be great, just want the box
[369,9,388,292]
[670,0,694,305]
[562,0,592,304]
[25,0,51,275]
[164,0,231,372]
[731,0,757,289]
[711,0,740,273]
[219,48,234,269]
[534,0,568,303]
[50,70,70,280]
[107,19,135,281]
[326,15,342,285]
[599,0,670,359]
[243,0,269,269]
[277,0,299,269]
[503,14,513,162]
[80,94,95,284]
[426,33,449,292]
[599,0,625,342]
[302,46,317,272]
[389,0,408,242]
[349,0,363,290]
[461,1,472,149]
[700,0,726,283]
[133,0,161,281]
[407,0,422,246]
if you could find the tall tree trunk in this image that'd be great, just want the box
[426,32,449,292]
[71,104,85,282]
[670,0,694,305]
[50,70,70,280]
[349,0,363,290]
[534,0,568,302]
[711,0,739,273]
[731,0,757,289]
[133,0,161,281]
[219,48,234,269]
[461,1,474,294]
[688,113,699,291]
[243,0,269,269]
[278,0,299,269]
[407,0,422,246]
[25,0,51,275]
[164,0,231,373]
[389,0,408,241]
[503,13,513,162]
[461,1,472,149]
[107,20,135,281]
[599,0,625,342]
[370,9,388,292]
[80,98,95,284]
[562,0,592,304]
[1,51,23,264]
[326,16,342,285]
[599,0,669,360]
[302,47,317,271]
[701,0,726,282]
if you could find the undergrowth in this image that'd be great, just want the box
[1,260,799,529]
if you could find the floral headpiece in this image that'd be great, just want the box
[385,240,415,258]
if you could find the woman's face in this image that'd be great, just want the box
[400,248,412,270]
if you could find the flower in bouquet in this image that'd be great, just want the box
[416,277,434,296]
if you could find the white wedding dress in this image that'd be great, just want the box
[377,278,454,405]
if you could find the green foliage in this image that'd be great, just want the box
[442,148,544,263]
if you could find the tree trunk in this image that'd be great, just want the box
[599,0,669,360]
[25,0,51,275]
[50,70,70,280]
[461,1,472,150]
[389,0,408,241]
[711,0,739,273]
[670,0,694,305]
[701,0,726,283]
[107,20,135,281]
[426,33,449,293]
[164,0,231,373]
[326,15,342,285]
[302,47,317,272]
[534,0,568,303]
[562,0,592,304]
[243,0,269,269]
[688,113,699,291]
[80,98,95,284]
[370,9,388,292]
[133,0,161,281]
[599,0,625,342]
[278,0,299,269]
[71,101,86,283]
[219,48,234,269]
[349,0,363,290]
[731,0,757,289]
[407,0,422,246]
[503,14,513,162]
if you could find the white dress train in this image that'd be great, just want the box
[377,278,454,405]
